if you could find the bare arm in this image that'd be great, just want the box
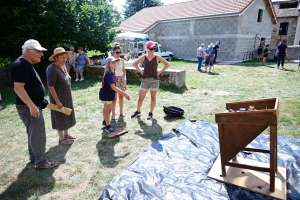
[48,86,63,109]
[157,55,170,76]
[133,56,145,74]
[122,59,126,78]
[14,82,40,118]
[110,84,130,100]
[85,56,91,66]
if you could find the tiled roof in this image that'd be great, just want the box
[272,1,299,17]
[118,0,264,32]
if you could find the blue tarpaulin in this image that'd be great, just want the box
[98,120,300,200]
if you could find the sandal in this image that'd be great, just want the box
[58,139,73,145]
[35,161,59,170]
[64,134,77,140]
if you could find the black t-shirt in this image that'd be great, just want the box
[11,57,45,105]
[214,44,219,55]
[277,44,287,57]
[263,48,269,57]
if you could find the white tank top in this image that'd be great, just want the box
[115,59,124,76]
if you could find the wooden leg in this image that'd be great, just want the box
[269,126,276,192]
[232,156,237,161]
[218,124,226,176]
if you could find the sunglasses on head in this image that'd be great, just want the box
[115,51,122,54]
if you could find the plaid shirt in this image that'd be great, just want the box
[68,52,77,66]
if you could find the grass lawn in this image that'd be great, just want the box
[0,59,299,199]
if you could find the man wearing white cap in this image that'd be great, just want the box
[11,39,59,169]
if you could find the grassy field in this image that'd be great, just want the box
[0,59,299,199]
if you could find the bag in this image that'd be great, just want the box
[163,106,184,117]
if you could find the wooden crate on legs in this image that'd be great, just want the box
[208,98,286,199]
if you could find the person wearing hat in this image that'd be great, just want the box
[213,41,220,64]
[196,43,206,71]
[275,40,288,69]
[46,47,77,144]
[66,46,77,76]
[11,39,59,169]
[75,46,91,81]
[131,41,170,120]
[205,43,215,73]
[99,56,130,133]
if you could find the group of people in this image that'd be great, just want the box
[65,46,91,81]
[99,41,170,133]
[11,39,170,169]
[196,41,220,72]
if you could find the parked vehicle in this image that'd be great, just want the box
[128,41,174,61]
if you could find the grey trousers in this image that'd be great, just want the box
[17,108,47,168]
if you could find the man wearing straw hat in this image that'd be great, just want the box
[11,39,59,169]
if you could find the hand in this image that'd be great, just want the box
[124,93,130,100]
[30,106,40,119]
[56,101,63,109]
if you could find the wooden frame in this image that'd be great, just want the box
[214,98,280,192]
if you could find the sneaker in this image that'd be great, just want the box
[120,113,126,117]
[102,120,106,126]
[131,111,141,118]
[111,114,116,120]
[80,78,84,81]
[147,112,153,120]
[75,79,79,81]
[105,125,115,133]
[277,66,279,69]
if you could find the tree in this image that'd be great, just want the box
[123,0,163,20]
[0,0,121,62]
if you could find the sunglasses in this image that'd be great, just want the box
[115,51,122,54]
[149,48,156,51]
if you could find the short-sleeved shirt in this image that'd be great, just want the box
[197,47,205,58]
[206,48,215,59]
[11,57,45,105]
[277,44,287,57]
[214,44,219,54]
[263,48,269,57]
[99,71,116,101]
[68,52,77,66]
[77,52,88,66]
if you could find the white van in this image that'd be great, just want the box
[128,41,174,61]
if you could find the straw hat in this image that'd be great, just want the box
[49,47,72,61]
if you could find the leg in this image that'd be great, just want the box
[137,89,148,112]
[80,72,84,79]
[149,90,158,113]
[58,129,73,145]
[103,103,112,126]
[277,56,281,68]
[118,92,124,115]
[111,93,117,118]
[76,72,79,80]
[197,57,202,71]
[281,56,285,68]
[64,129,76,140]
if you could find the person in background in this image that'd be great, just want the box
[205,43,215,73]
[75,46,91,81]
[66,46,77,76]
[196,43,206,71]
[276,40,288,69]
[11,39,59,169]
[99,57,130,133]
[256,41,264,60]
[131,41,170,120]
[111,42,127,119]
[262,44,270,66]
[47,47,77,145]
[213,41,220,63]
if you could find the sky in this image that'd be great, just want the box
[113,0,190,13]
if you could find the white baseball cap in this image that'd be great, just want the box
[22,39,47,51]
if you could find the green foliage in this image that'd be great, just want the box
[123,0,163,19]
[0,0,121,62]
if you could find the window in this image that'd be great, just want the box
[279,22,289,35]
[257,9,263,22]
[279,2,298,9]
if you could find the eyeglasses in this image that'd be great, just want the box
[149,48,156,51]
[115,51,122,54]
[30,49,44,54]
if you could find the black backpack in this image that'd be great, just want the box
[163,106,184,117]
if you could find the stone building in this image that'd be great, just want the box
[271,0,300,46]
[118,0,277,62]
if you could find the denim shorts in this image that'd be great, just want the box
[140,77,159,91]
[76,65,85,73]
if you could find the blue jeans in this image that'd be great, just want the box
[197,57,203,70]
[17,108,47,168]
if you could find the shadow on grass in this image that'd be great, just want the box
[163,115,185,122]
[0,144,71,200]
[134,117,163,142]
[96,129,130,168]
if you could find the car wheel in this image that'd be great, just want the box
[167,55,173,61]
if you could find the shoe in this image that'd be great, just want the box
[75,79,79,81]
[35,161,59,170]
[111,114,116,120]
[147,112,153,120]
[64,134,76,140]
[58,139,73,145]
[282,67,286,70]
[277,66,279,69]
[105,125,115,133]
[80,78,84,81]
[131,111,141,118]
[102,120,106,126]
[120,113,126,117]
